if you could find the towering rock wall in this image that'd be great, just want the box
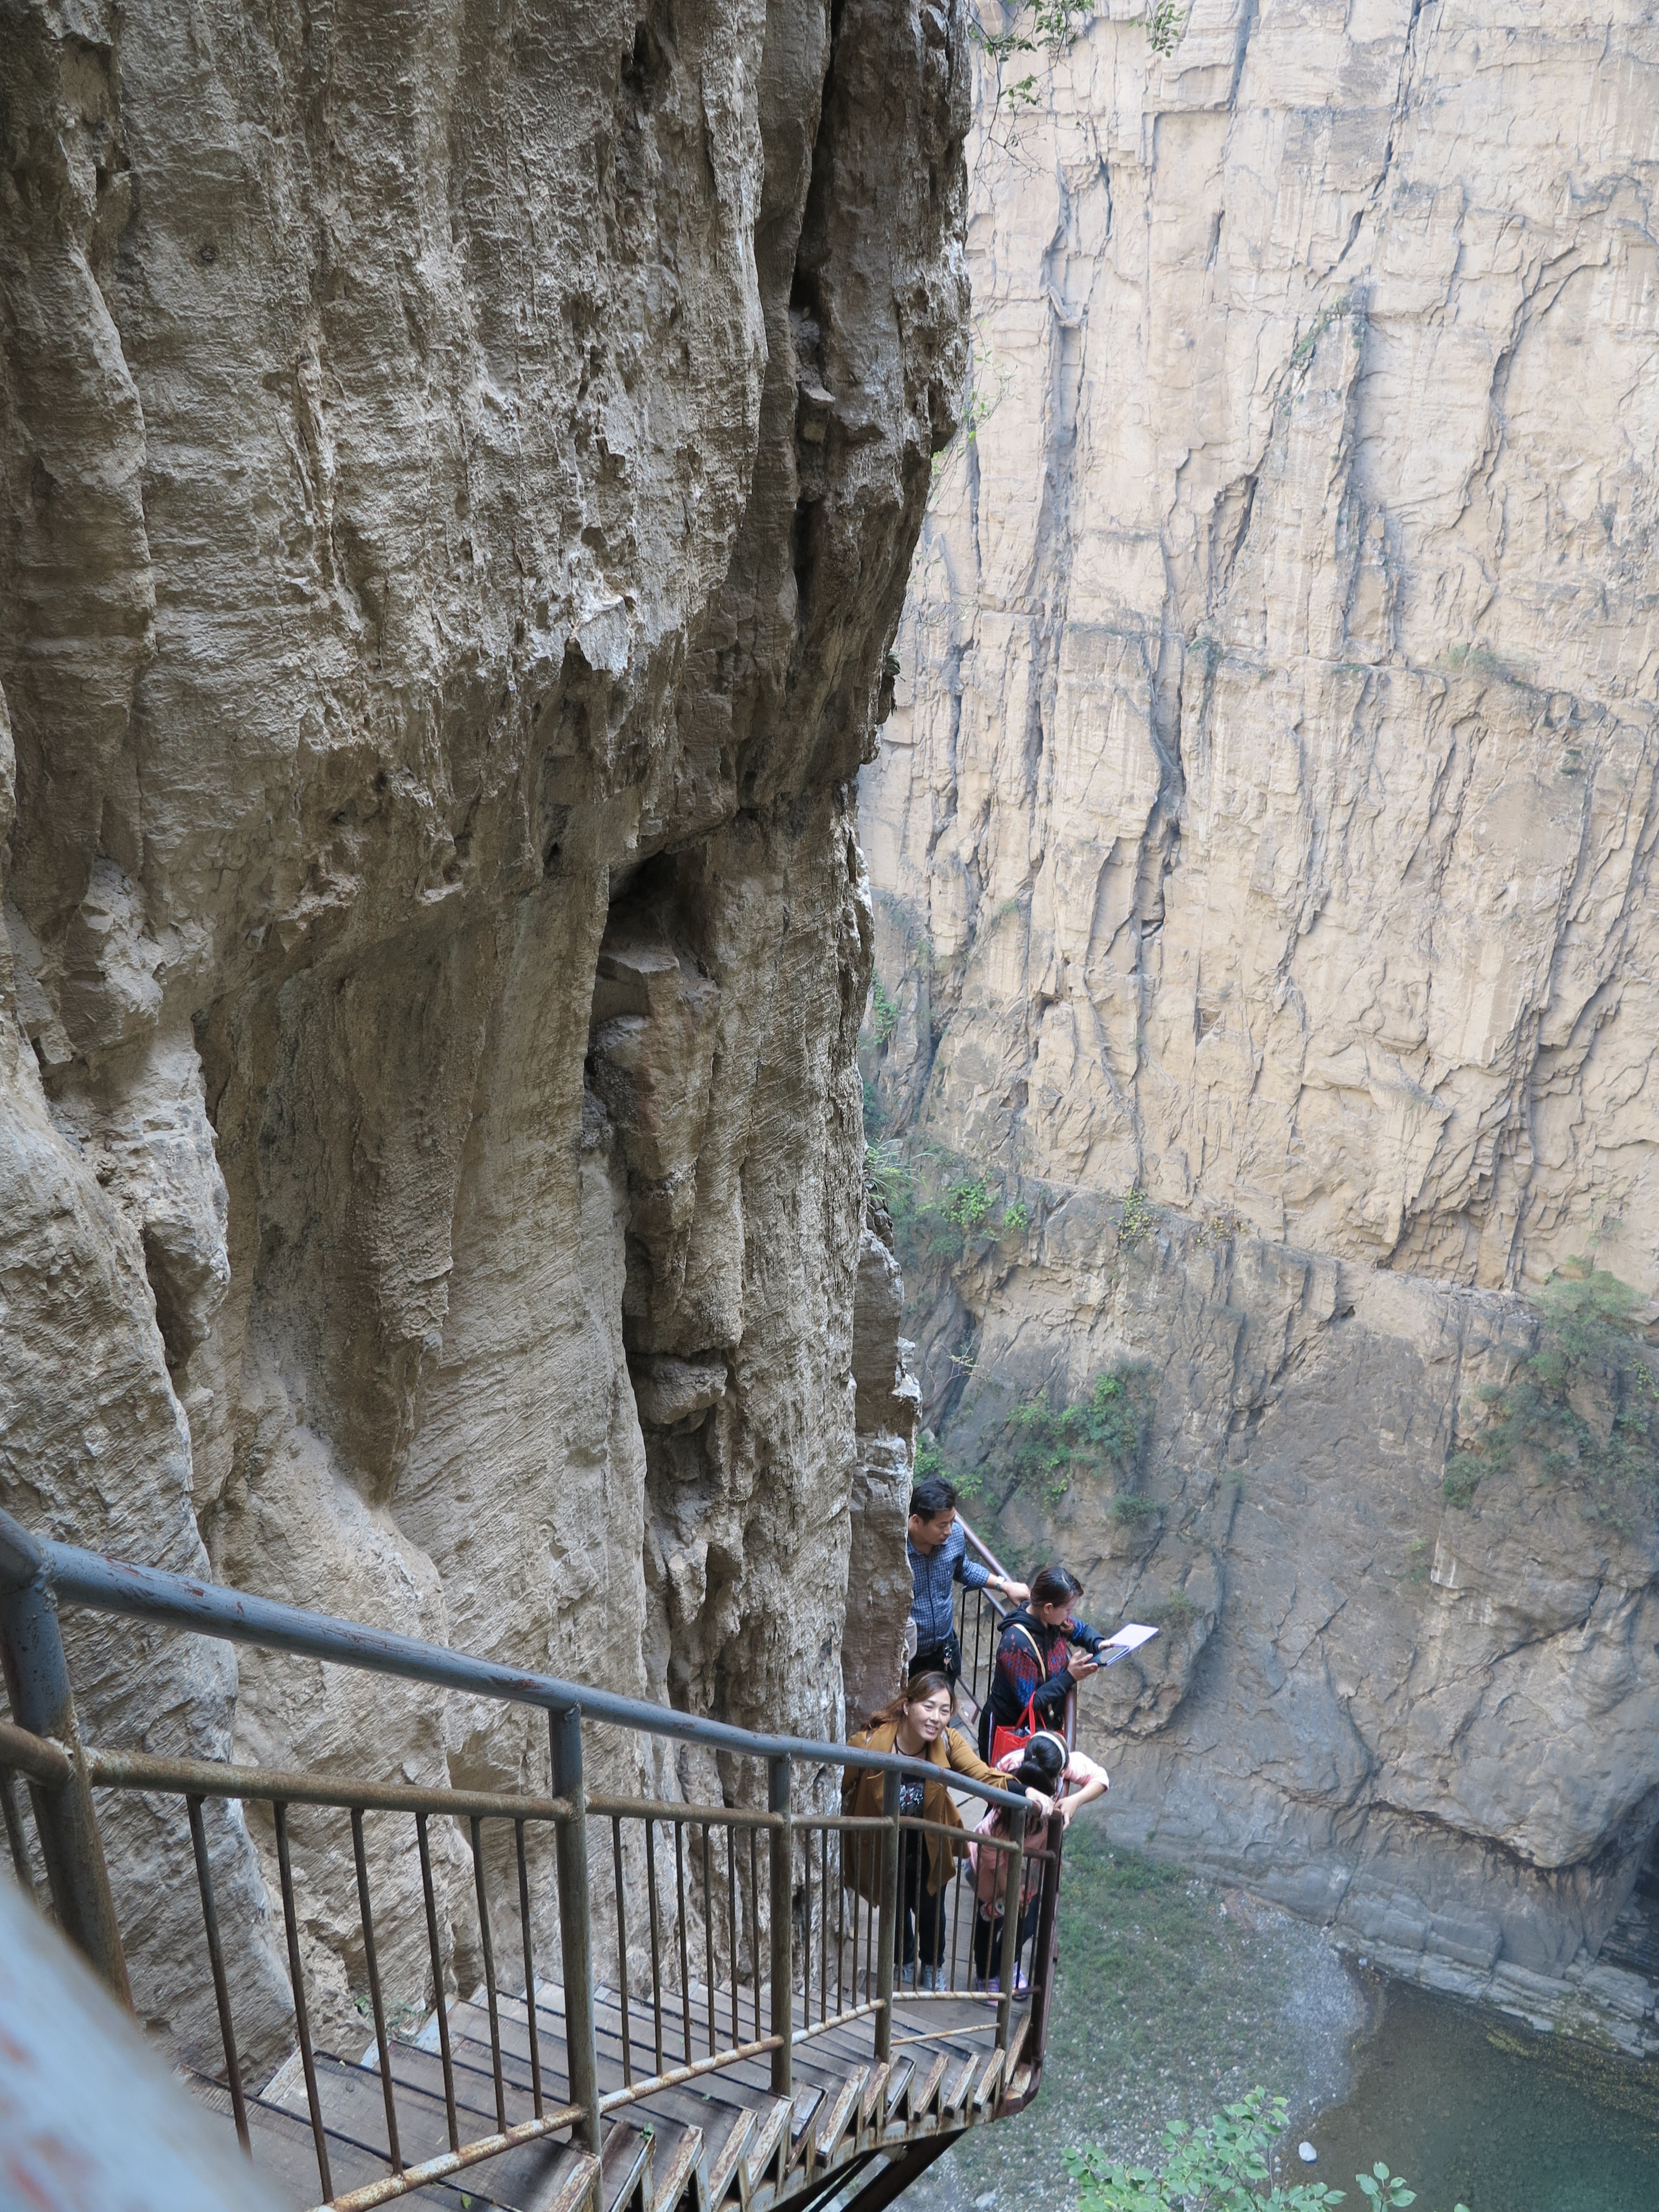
[864,0,1659,2041]
[1,0,963,2066]
[871,0,1659,1296]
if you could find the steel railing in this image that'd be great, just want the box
[0,1507,1060,2211]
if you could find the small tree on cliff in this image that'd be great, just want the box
[970,0,1188,137]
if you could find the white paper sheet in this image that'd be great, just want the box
[1098,1622,1159,1663]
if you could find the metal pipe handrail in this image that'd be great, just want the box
[0,1511,1026,1811]
[958,1516,1019,1589]
[1,1499,1066,2209]
[82,1744,576,1823]
[0,1713,71,1785]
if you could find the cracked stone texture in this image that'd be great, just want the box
[866,0,1659,1296]
[934,1197,1659,2050]
[862,1,1659,2036]
[0,0,964,2068]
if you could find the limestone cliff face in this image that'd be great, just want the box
[869,0,1659,1295]
[931,1205,1659,2047]
[0,0,963,2065]
[864,1,1659,2041]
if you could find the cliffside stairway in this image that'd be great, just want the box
[193,1975,1032,2212]
[0,1508,1062,2212]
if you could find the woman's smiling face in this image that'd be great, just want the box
[906,1687,953,1742]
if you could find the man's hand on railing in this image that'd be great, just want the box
[988,1572,1029,1603]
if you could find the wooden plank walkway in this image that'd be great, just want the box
[191,1970,1033,2212]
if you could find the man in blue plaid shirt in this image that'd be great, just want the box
[906,1476,1028,1683]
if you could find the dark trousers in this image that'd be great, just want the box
[896,1834,948,1968]
[971,1895,1040,1977]
[911,1637,960,1685]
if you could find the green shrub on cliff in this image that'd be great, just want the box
[1067,2090,1467,2212]
[1442,1257,1659,1510]
[864,1138,1027,1275]
[914,1429,984,1504]
[866,973,899,1047]
[996,1366,1155,1505]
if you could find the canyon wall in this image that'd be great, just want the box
[864,0,1659,2043]
[1,0,961,2067]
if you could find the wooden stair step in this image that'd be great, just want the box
[460,1991,770,2128]
[439,2008,748,2209]
[941,2053,979,2116]
[397,2016,551,2125]
[300,2049,482,2167]
[187,2082,370,2211]
[904,2050,949,2123]
[784,2086,823,2178]
[648,2118,705,2211]
[375,2032,512,2132]
[303,2039,597,2212]
[880,2059,913,2128]
[518,2149,603,2212]
[812,2070,865,2165]
[971,2049,1005,2112]
[602,2121,653,2212]
[202,2076,534,2209]
[703,2107,753,2205]
[739,2095,791,2194]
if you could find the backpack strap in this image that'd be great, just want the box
[1000,1620,1044,1668]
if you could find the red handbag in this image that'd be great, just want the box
[990,1692,1040,1767]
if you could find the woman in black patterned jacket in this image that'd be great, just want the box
[978,1563,1111,1758]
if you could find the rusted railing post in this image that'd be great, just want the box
[993,1798,1028,2053]
[874,1768,900,2063]
[549,1706,601,2172]
[767,1753,792,2095]
[0,1516,129,2002]
[1025,1808,1065,2073]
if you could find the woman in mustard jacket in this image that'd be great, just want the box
[842,1672,1055,1988]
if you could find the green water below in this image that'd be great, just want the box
[1305,1980,1659,2212]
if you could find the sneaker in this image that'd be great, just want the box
[970,1968,1028,1998]
[918,1965,938,1991]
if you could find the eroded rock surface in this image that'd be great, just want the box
[931,1202,1659,2046]
[1,0,963,2063]
[864,0,1659,2043]
[868,0,1659,1296]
